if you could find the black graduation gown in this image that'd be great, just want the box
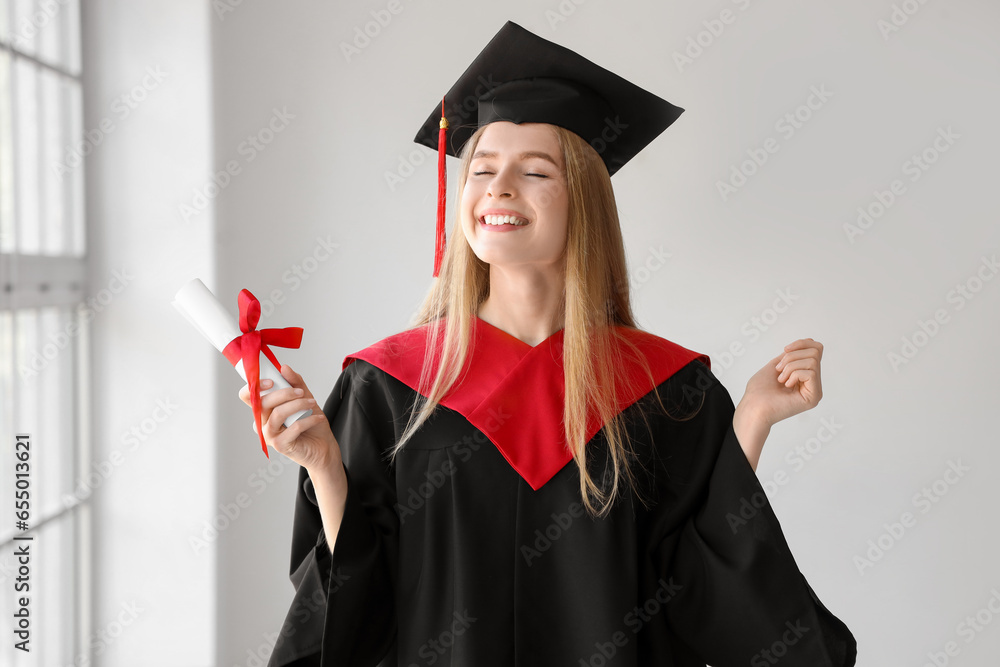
[266,317,857,666]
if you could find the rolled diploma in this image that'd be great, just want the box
[172,278,312,428]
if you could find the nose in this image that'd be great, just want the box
[487,166,515,199]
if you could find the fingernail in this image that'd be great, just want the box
[295,388,303,395]
[263,379,272,387]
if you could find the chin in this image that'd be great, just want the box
[469,248,500,265]
[468,245,511,266]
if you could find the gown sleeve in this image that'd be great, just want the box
[267,360,399,667]
[647,363,858,666]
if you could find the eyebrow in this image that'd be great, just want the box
[471,150,561,168]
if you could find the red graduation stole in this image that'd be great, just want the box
[343,316,709,490]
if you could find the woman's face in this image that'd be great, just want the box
[461,121,569,270]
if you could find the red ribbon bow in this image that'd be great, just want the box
[222,289,303,458]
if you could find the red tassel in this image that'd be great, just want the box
[434,96,448,277]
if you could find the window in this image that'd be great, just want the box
[0,0,89,663]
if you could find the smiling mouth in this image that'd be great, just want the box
[479,214,529,226]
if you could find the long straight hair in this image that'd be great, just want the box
[389,122,667,517]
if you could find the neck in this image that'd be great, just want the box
[478,264,565,347]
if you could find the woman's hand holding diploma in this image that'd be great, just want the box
[239,363,348,553]
[239,363,333,469]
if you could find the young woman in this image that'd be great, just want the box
[243,21,857,667]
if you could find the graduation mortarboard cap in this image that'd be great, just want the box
[413,20,685,277]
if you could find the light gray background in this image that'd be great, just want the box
[77,1,998,665]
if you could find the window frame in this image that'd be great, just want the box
[0,0,91,663]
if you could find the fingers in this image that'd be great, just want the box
[281,364,304,387]
[782,338,824,357]
[775,342,823,373]
[253,396,318,439]
[775,358,823,404]
[239,365,319,445]
[275,366,314,399]
[240,376,314,410]
[260,385,304,411]
[263,396,317,434]
[774,340,823,393]
[776,357,811,379]
[784,368,823,402]
[238,378,275,405]
[776,349,817,368]
[268,413,329,457]
[779,366,816,388]
[776,355,819,379]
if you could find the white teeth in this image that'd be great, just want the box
[482,214,527,226]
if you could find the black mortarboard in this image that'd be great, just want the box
[413,20,685,277]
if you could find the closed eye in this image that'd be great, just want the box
[471,171,548,178]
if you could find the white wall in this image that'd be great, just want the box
[84,1,1000,665]
[81,1,215,665]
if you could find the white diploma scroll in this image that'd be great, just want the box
[171,278,312,429]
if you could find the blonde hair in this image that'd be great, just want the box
[390,122,670,517]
